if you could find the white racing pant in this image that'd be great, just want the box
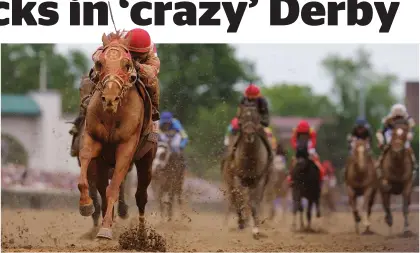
[159,132,182,153]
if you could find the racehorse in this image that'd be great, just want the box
[291,138,321,230]
[263,152,289,221]
[69,75,132,228]
[379,118,413,235]
[77,31,157,240]
[230,105,271,239]
[150,132,186,221]
[344,138,377,234]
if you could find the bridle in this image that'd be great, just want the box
[94,42,138,104]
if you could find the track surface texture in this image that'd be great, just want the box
[2,208,419,252]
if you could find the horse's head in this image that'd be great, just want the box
[94,31,137,114]
[238,105,261,143]
[152,141,171,173]
[295,137,309,159]
[351,138,368,169]
[391,118,409,153]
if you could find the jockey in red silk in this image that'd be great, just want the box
[230,83,273,163]
[70,28,161,139]
[288,120,325,184]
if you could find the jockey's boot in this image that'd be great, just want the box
[143,79,160,135]
[257,128,274,165]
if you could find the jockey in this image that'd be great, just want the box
[230,83,273,163]
[224,117,240,147]
[70,28,160,138]
[159,111,188,153]
[288,120,325,184]
[347,117,372,153]
[376,103,417,169]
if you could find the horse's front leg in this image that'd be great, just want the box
[78,133,102,216]
[97,136,138,239]
[347,185,360,234]
[249,177,265,239]
[402,179,413,235]
[134,145,157,231]
[117,176,129,219]
[361,187,374,234]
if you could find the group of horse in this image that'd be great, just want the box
[68,31,414,242]
[345,118,414,236]
[221,107,415,239]
[220,105,332,239]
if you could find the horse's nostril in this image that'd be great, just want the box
[114,97,120,102]
[101,96,106,102]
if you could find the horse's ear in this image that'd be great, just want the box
[102,33,110,45]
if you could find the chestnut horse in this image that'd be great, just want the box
[70,76,132,228]
[379,118,413,235]
[77,31,157,240]
[344,138,377,234]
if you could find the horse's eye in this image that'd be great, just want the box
[125,63,131,72]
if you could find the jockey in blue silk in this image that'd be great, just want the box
[159,111,189,152]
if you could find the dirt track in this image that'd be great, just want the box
[2,207,419,252]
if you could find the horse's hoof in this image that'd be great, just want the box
[252,227,260,239]
[96,227,113,240]
[79,203,95,217]
[362,229,374,235]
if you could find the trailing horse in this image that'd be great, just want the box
[378,118,413,235]
[263,153,289,221]
[77,31,157,240]
[151,132,186,221]
[291,138,321,230]
[69,75,132,228]
[344,138,377,234]
[230,105,271,239]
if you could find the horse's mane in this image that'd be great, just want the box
[102,30,131,47]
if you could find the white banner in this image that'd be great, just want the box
[0,0,419,43]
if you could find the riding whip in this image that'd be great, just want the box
[107,1,118,33]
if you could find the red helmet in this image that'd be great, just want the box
[231,117,239,129]
[296,120,310,133]
[244,84,261,98]
[125,28,152,53]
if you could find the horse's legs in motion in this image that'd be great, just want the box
[117,176,129,219]
[97,136,139,239]
[362,187,375,234]
[402,180,413,234]
[347,186,361,234]
[291,186,303,230]
[134,147,156,230]
[380,190,393,235]
[88,162,101,227]
[232,176,246,230]
[78,134,102,217]
[249,177,266,239]
[167,185,175,221]
[306,200,313,230]
[96,161,110,220]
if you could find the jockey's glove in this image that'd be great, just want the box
[408,132,413,141]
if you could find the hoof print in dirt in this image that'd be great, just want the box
[119,225,166,252]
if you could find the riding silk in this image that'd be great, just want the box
[159,118,189,150]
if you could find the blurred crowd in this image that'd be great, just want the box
[1,163,78,190]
